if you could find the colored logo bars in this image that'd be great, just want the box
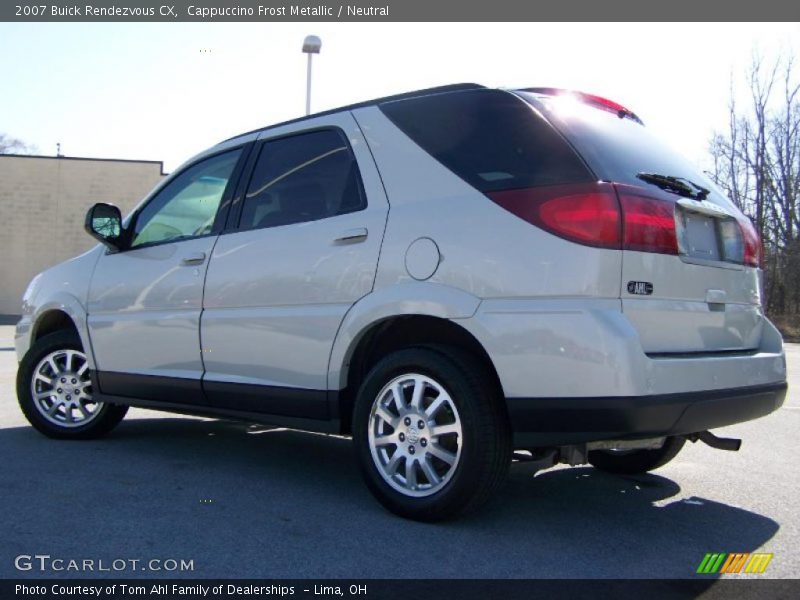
[696,552,773,574]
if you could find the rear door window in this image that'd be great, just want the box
[239,129,366,230]
[379,89,593,192]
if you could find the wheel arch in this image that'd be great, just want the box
[329,284,505,434]
[31,309,79,342]
[27,296,96,369]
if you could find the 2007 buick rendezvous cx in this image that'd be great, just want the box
[15,84,787,521]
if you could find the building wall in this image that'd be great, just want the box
[0,155,165,315]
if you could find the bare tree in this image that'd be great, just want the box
[0,133,36,155]
[709,53,800,327]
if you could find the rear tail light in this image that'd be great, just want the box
[617,193,678,255]
[488,183,760,268]
[486,182,678,255]
[738,215,762,268]
[486,183,621,249]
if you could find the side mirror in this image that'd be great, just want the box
[85,203,124,251]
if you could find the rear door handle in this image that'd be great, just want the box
[180,252,207,266]
[334,228,368,244]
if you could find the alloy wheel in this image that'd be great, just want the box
[30,349,102,428]
[368,373,463,498]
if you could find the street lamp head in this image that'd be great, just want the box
[302,35,322,54]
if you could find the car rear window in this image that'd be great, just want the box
[518,91,727,201]
[379,89,593,193]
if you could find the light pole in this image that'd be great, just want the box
[302,35,321,116]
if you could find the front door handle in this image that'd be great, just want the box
[180,252,207,266]
[334,228,368,244]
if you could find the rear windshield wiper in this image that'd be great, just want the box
[636,172,709,200]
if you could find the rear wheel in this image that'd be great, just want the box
[588,436,686,475]
[17,331,128,439]
[353,346,511,521]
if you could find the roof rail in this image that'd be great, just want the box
[222,83,485,144]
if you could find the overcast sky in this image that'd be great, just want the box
[2,22,799,172]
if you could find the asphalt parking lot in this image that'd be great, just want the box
[0,323,797,579]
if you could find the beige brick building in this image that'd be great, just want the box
[0,154,166,315]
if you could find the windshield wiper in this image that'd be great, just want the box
[636,172,709,200]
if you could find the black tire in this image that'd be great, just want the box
[353,345,511,521]
[588,436,686,475]
[17,330,128,440]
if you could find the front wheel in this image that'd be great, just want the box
[588,436,686,475]
[17,331,128,440]
[353,346,511,521]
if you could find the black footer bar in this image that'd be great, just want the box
[4,579,800,600]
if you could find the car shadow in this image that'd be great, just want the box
[0,415,779,581]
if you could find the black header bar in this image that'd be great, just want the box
[3,0,800,22]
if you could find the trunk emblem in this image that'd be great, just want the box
[627,281,654,295]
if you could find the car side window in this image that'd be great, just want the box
[239,129,366,230]
[130,149,242,248]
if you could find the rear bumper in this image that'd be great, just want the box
[510,381,787,448]
[457,298,786,399]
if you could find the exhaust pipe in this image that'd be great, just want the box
[689,431,742,452]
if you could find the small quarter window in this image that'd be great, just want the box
[380,89,593,192]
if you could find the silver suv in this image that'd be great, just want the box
[15,84,788,521]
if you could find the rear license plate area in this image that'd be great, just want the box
[680,210,721,261]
